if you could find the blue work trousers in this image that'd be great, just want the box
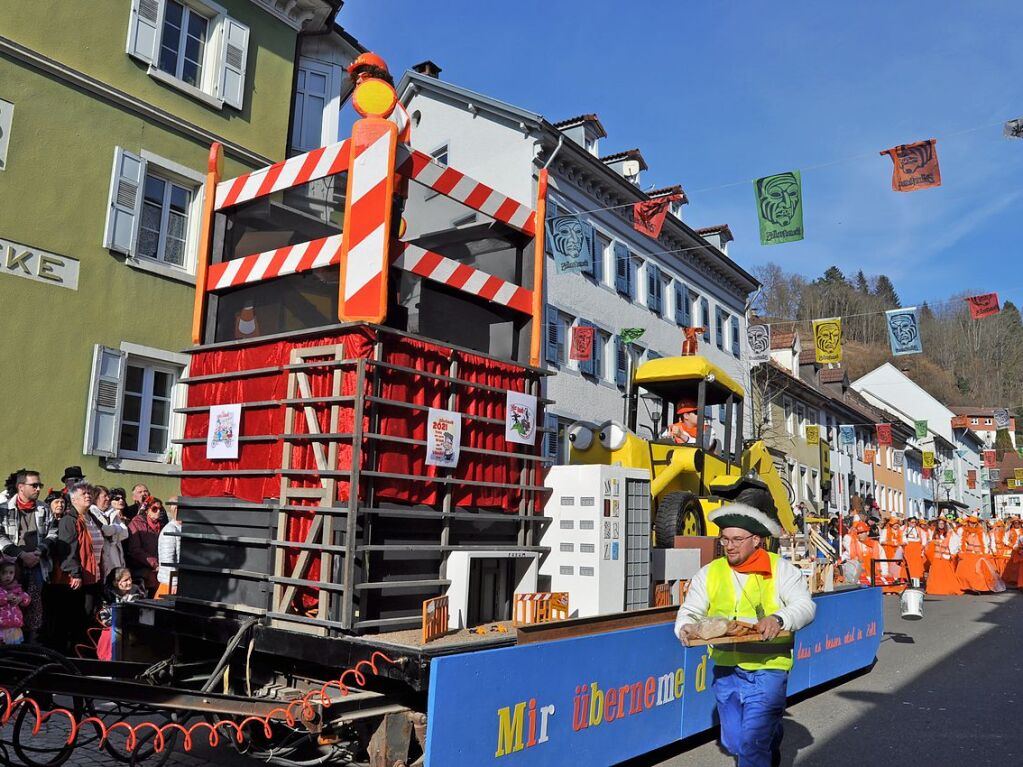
[712,665,788,767]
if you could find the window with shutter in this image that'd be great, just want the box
[613,242,630,295]
[545,306,561,365]
[615,336,628,388]
[84,346,128,457]
[701,298,710,342]
[126,1,250,110]
[592,233,608,284]
[647,265,662,315]
[715,308,725,350]
[543,412,559,460]
[593,330,607,381]
[731,316,741,358]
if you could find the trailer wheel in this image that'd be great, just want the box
[654,491,703,547]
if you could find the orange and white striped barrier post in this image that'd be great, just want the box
[514,592,569,625]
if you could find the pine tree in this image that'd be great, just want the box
[873,275,900,309]
[855,270,870,294]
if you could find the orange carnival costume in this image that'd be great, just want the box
[843,522,884,586]
[955,518,1001,593]
[901,518,927,583]
[991,519,1012,577]
[1004,519,1023,586]
[878,517,907,593]
[925,526,963,596]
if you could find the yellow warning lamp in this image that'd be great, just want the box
[352,78,398,119]
[398,216,407,238]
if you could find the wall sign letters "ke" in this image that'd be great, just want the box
[1,237,79,290]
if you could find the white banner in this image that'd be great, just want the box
[206,403,242,460]
[505,390,538,445]
[747,324,771,363]
[425,408,462,468]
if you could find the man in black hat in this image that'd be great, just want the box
[675,502,816,767]
[59,466,85,506]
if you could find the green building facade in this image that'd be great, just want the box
[0,0,357,496]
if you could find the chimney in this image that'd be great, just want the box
[412,60,442,78]
[601,149,647,186]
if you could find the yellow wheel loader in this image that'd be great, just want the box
[566,355,795,546]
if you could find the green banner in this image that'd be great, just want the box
[620,328,646,346]
[914,420,928,439]
[754,170,804,245]
[943,468,955,484]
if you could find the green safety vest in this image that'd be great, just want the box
[705,552,794,672]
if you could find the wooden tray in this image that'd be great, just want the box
[683,630,792,647]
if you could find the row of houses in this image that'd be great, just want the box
[751,326,1007,519]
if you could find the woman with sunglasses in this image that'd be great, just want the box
[126,497,164,596]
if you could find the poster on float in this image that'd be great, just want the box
[505,391,538,446]
[206,403,242,460]
[426,408,462,468]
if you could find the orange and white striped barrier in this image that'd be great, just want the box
[422,595,450,644]
[206,233,343,290]
[214,139,351,210]
[400,149,536,236]
[653,582,672,607]
[392,243,533,314]
[514,592,569,626]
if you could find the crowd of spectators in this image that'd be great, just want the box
[0,466,182,652]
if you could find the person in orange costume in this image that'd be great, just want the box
[843,522,884,586]
[925,519,962,595]
[991,519,1012,577]
[955,516,1000,593]
[901,517,927,584]
[877,515,907,593]
[1003,518,1023,585]
[667,399,700,445]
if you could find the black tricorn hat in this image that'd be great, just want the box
[61,465,85,483]
[709,502,783,538]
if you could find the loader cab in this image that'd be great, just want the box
[628,356,746,467]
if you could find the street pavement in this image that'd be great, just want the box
[3,591,1021,765]
[627,589,1023,767]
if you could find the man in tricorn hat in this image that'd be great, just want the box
[675,503,816,767]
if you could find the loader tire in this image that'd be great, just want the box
[654,491,704,548]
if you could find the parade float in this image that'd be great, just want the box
[0,56,882,767]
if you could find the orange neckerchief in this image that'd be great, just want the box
[730,548,773,578]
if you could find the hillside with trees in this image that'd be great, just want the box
[751,263,1023,411]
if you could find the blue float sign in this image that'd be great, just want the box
[425,587,882,766]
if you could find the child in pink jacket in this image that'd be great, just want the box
[0,560,30,645]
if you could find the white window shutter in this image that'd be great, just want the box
[218,17,250,110]
[84,345,128,458]
[126,0,163,63]
[103,147,146,255]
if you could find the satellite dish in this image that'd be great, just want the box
[622,160,641,177]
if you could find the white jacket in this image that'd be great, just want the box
[674,555,816,641]
[157,520,182,585]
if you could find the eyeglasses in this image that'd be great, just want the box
[718,534,756,548]
[22,483,42,489]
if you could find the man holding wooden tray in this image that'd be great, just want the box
[675,503,817,767]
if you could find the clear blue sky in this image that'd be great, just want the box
[340,0,1023,306]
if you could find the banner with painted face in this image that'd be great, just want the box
[990,468,1002,482]
[863,448,876,464]
[967,470,977,489]
[922,451,935,469]
[569,325,594,362]
[754,170,804,245]
[994,408,1011,430]
[965,293,1000,320]
[839,425,855,447]
[885,307,923,356]
[812,317,842,364]
[547,215,594,273]
[880,139,941,192]
[914,420,928,439]
[983,450,997,468]
[892,450,904,468]
[805,425,820,446]
[1014,469,1023,482]
[876,424,892,446]
[942,468,955,484]
[747,324,771,363]
[922,467,932,480]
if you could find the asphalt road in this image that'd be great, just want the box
[4,591,1021,766]
[627,589,1023,767]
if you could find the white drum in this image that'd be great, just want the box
[900,588,924,620]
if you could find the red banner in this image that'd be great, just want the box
[875,423,892,446]
[967,469,977,489]
[633,196,680,238]
[922,467,932,480]
[569,325,594,361]
[983,450,998,468]
[880,139,941,192]
[966,292,1000,320]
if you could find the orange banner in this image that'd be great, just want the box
[880,139,941,192]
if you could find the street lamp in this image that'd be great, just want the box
[641,392,662,439]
